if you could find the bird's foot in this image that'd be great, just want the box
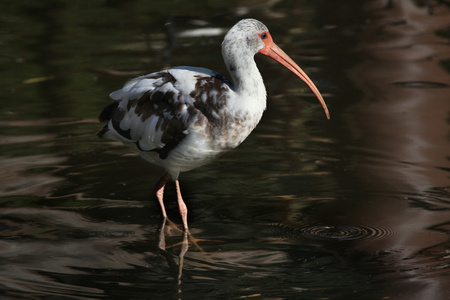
[159,218,218,252]
[165,227,211,252]
[158,217,182,251]
[163,218,185,236]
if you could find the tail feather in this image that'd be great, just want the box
[97,124,109,138]
[98,101,119,122]
[97,101,119,138]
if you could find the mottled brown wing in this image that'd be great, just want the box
[98,71,192,159]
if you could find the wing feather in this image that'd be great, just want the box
[98,70,195,157]
[98,66,232,159]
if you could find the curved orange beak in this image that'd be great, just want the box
[259,32,330,120]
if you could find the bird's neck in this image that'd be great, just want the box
[222,47,267,104]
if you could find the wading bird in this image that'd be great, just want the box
[98,19,330,230]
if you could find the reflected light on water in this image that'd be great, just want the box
[327,0,450,298]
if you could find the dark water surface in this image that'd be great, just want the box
[1,0,450,299]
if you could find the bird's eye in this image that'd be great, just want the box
[261,32,267,39]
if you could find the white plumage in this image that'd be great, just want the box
[98,19,329,230]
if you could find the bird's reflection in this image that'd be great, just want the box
[157,218,209,297]
[157,218,189,290]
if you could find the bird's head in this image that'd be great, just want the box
[224,19,330,119]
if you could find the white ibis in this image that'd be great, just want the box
[98,19,329,230]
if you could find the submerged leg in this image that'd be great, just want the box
[175,180,189,230]
[155,172,170,219]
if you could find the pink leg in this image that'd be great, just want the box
[175,180,189,230]
[155,172,170,219]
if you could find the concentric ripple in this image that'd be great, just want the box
[300,224,395,241]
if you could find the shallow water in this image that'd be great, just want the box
[1,0,450,299]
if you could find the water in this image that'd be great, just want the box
[1,0,450,299]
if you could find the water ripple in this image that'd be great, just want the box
[300,224,395,241]
[271,223,395,242]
